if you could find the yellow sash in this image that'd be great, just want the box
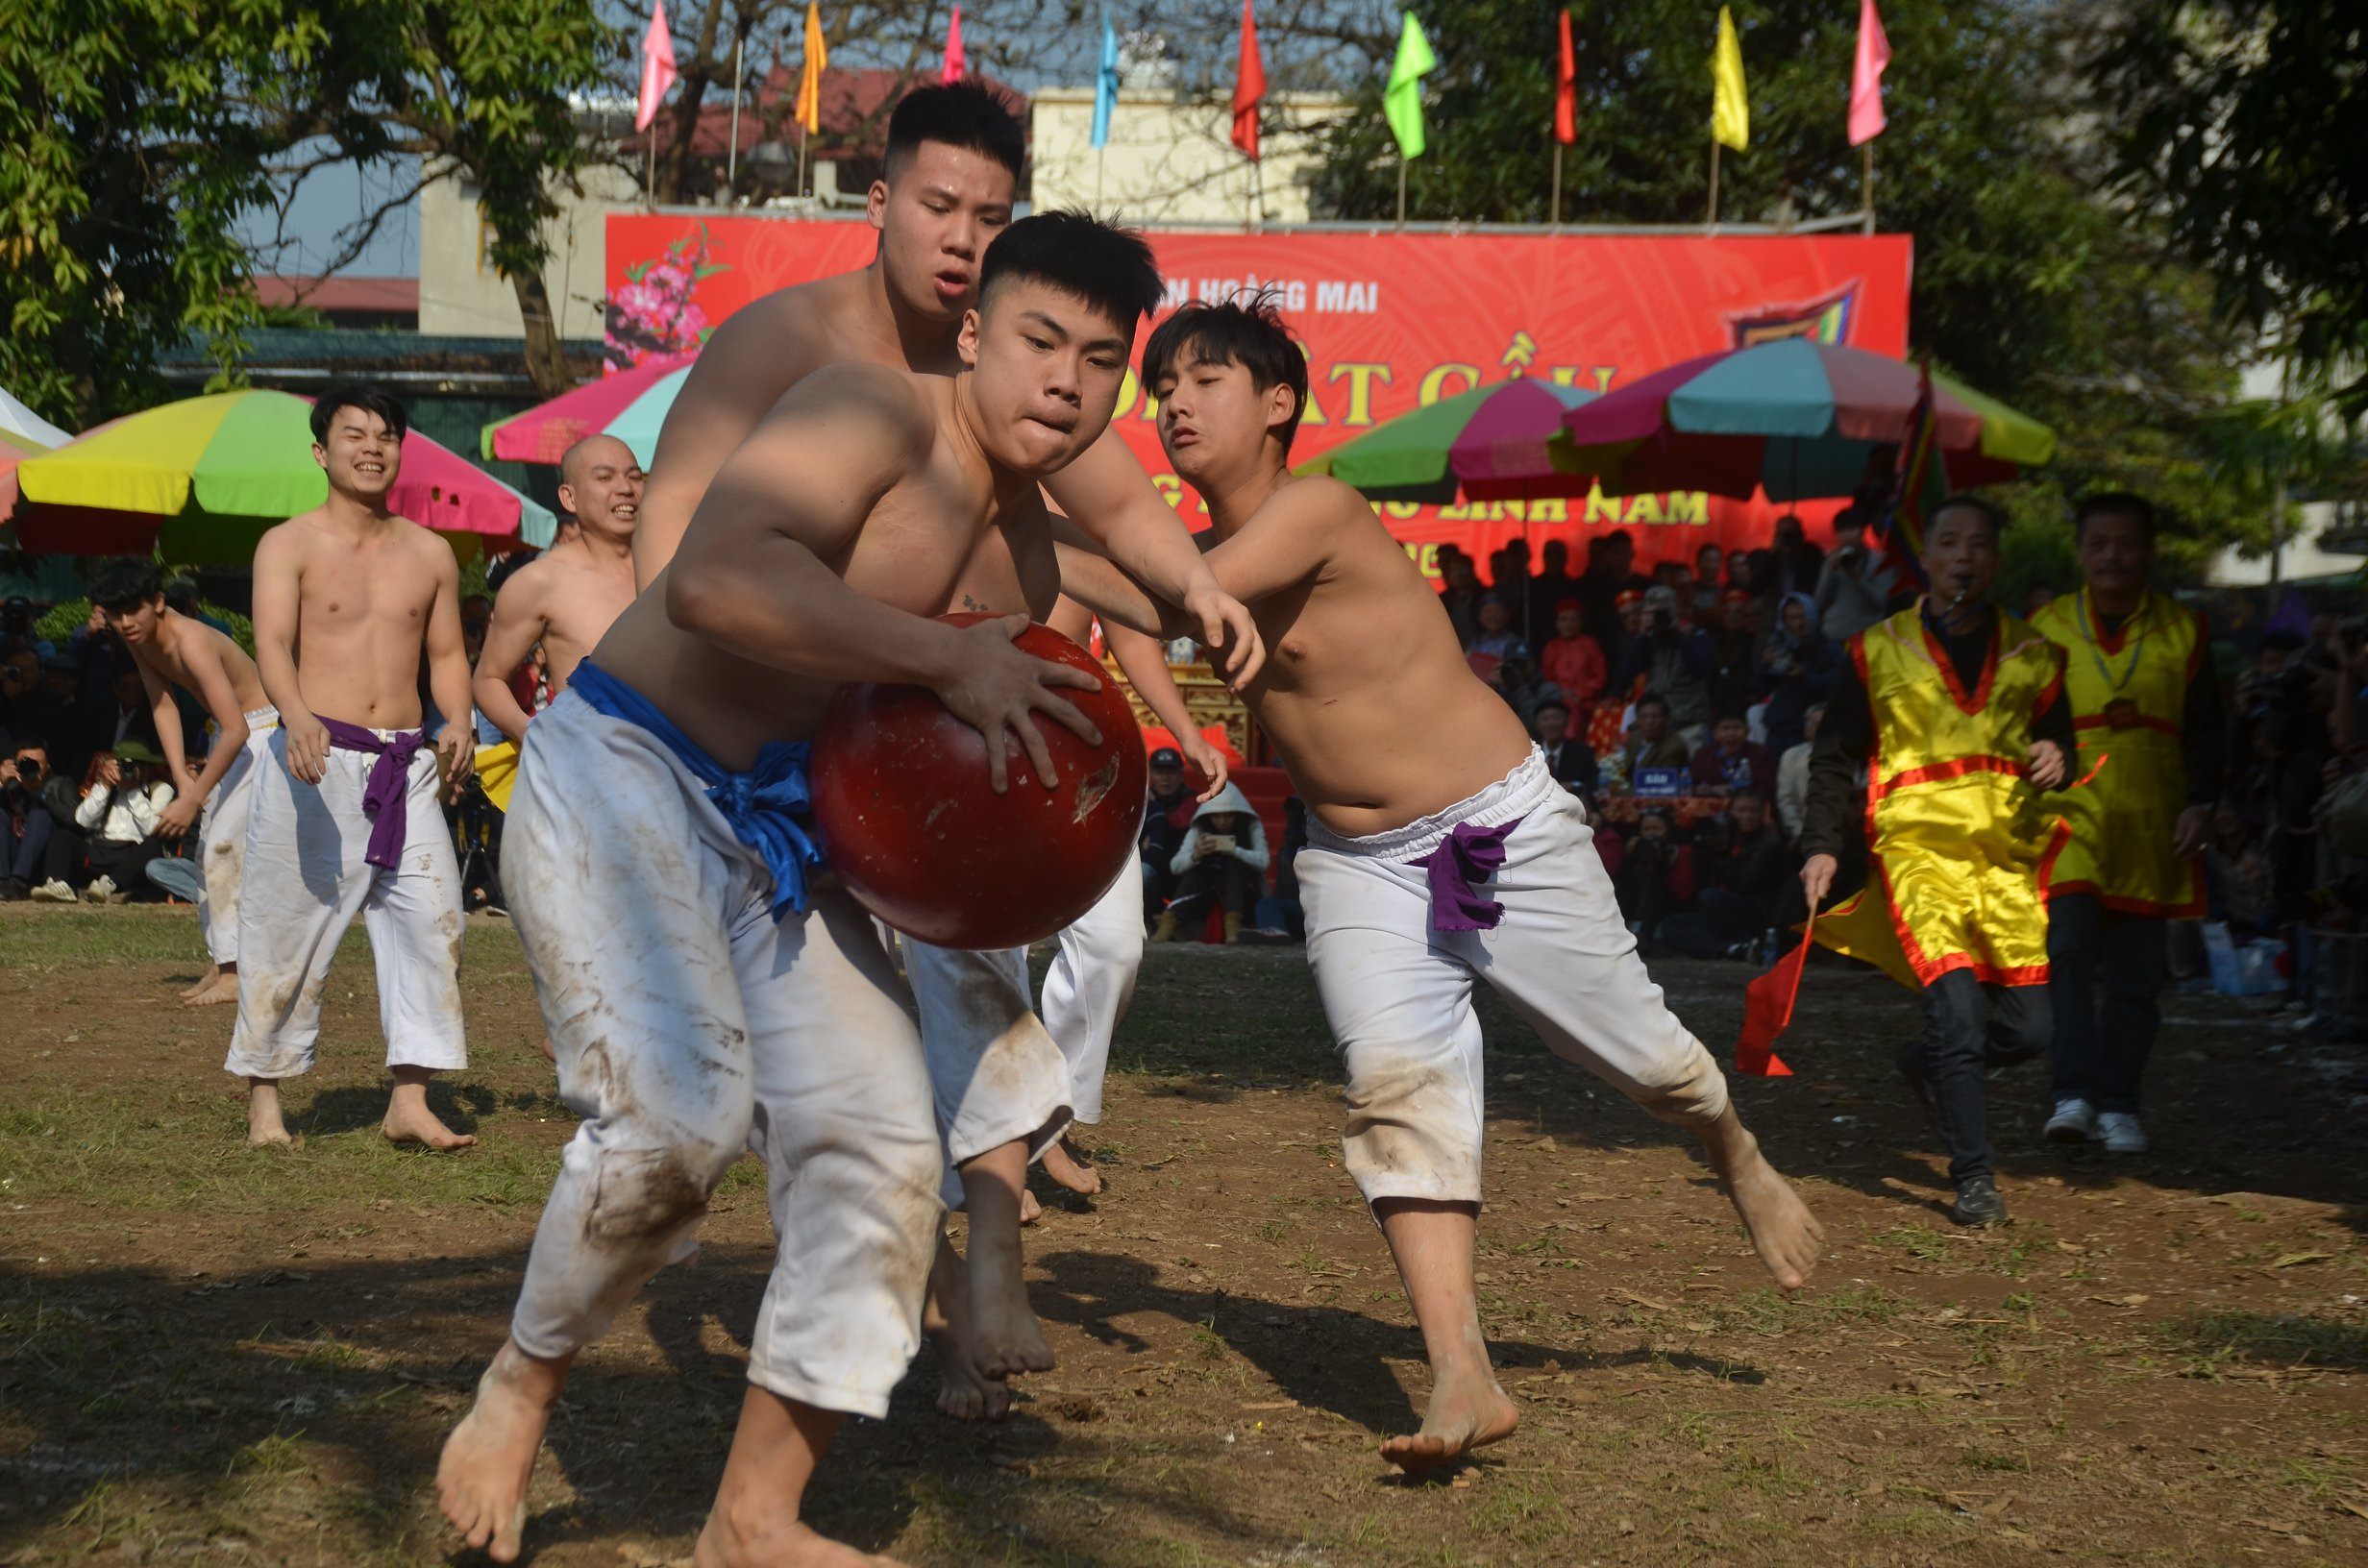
[474,742,520,813]
[2031,590,2203,917]
[1815,605,2064,990]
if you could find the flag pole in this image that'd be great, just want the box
[797,122,809,200]
[1096,144,1105,208]
[1396,156,1407,228]
[1707,140,1720,227]
[727,34,744,202]
[1861,143,1876,233]
[1550,143,1564,227]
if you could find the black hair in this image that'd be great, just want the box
[91,561,163,612]
[885,81,1026,184]
[1714,708,1750,726]
[1535,698,1571,717]
[1930,492,2005,539]
[309,384,408,446]
[978,209,1162,337]
[1141,295,1311,455]
[1636,691,1670,714]
[161,576,200,610]
[2074,490,2158,542]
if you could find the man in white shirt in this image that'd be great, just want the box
[1775,702,1827,845]
[72,739,176,901]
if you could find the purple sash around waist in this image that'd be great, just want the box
[318,717,427,871]
[1422,815,1527,933]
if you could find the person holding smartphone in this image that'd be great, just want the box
[1156,782,1270,943]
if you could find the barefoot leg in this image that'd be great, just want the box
[1372,1198,1518,1474]
[956,1139,1053,1381]
[181,962,220,1000]
[923,1231,1009,1422]
[383,1066,478,1151]
[694,1386,908,1568]
[184,962,239,1009]
[1695,1107,1823,1292]
[438,1338,571,1564]
[246,1077,292,1146]
[1039,1135,1101,1197]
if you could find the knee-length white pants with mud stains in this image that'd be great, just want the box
[1039,858,1145,1126]
[901,938,1073,1211]
[504,694,942,1419]
[195,706,278,967]
[224,726,467,1081]
[1296,751,1730,1209]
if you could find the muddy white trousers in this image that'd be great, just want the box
[504,693,942,1418]
[225,726,467,1081]
[901,939,1073,1209]
[1298,751,1730,1208]
[1038,858,1145,1126]
[195,706,278,967]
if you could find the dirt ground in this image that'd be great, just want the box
[4,902,2367,1567]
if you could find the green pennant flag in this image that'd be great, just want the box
[1385,12,1436,159]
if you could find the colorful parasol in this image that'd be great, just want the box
[1549,339,2056,502]
[481,354,694,468]
[0,388,72,459]
[1294,377,1599,504]
[13,389,555,562]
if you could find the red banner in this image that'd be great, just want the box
[605,216,1912,574]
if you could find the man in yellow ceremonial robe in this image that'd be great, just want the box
[2031,494,2220,1157]
[1800,498,2074,1228]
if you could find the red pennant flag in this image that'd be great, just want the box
[636,0,679,133]
[1734,913,1810,1077]
[941,4,966,84]
[1232,0,1266,160]
[1554,10,1577,145]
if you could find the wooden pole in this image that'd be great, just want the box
[1249,158,1262,231]
[797,122,809,200]
[644,132,654,208]
[727,35,744,202]
[1095,144,1105,209]
[1396,157,1407,227]
[1550,142,1564,227]
[1707,140,1720,227]
[1861,142,1875,233]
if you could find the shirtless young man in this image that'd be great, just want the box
[437,212,1163,1568]
[471,434,644,742]
[628,83,1257,1421]
[92,561,276,1007]
[231,385,476,1149]
[1061,301,1824,1472]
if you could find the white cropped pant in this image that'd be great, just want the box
[195,706,278,967]
[1298,750,1730,1208]
[225,725,466,1081]
[1038,859,1145,1125]
[503,693,942,1418]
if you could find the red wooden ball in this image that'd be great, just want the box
[811,614,1147,949]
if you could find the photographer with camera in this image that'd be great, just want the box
[1612,585,1715,748]
[68,741,177,902]
[2,740,75,900]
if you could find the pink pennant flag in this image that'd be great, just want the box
[636,0,678,133]
[941,4,967,84]
[1848,0,1890,147]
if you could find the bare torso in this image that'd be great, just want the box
[146,617,270,716]
[517,540,638,694]
[1223,481,1531,839]
[267,511,450,728]
[597,377,1049,770]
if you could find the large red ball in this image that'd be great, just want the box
[811,615,1147,949]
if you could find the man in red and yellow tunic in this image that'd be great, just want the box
[2031,493,2221,1156]
[1800,497,2073,1228]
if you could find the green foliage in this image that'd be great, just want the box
[2089,0,2368,416]
[1307,0,2259,578]
[32,599,90,648]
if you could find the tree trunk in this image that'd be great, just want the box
[509,266,574,397]
[656,0,731,202]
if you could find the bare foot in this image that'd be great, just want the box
[437,1341,567,1564]
[1019,1186,1042,1226]
[923,1235,1009,1422]
[965,1220,1054,1382]
[695,1513,904,1568]
[246,1080,292,1146]
[179,963,219,1000]
[1720,1141,1824,1292]
[1380,1366,1519,1474]
[184,968,239,1008]
[383,1080,477,1151]
[1041,1136,1101,1196]
[538,1036,556,1065]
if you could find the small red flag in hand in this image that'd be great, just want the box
[1735,914,1811,1077]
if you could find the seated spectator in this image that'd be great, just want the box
[1613,586,1715,746]
[1494,654,1565,731]
[1758,592,1840,754]
[1662,791,1788,959]
[1776,702,1826,845]
[1157,782,1270,943]
[1695,542,1727,594]
[2206,801,2276,936]
[1539,600,1607,708]
[1534,699,1597,797]
[1526,540,1578,633]
[1,740,69,900]
[1726,549,1760,600]
[69,741,176,901]
[1617,693,1692,781]
[1140,746,1197,919]
[1690,711,1779,801]
[1437,551,1484,646]
[1613,807,1693,940]
[1468,594,1530,662]
[1612,587,1647,663]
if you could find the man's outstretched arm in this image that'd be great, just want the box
[472,571,550,746]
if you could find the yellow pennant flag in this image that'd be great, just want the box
[796,1,827,136]
[1712,6,1748,152]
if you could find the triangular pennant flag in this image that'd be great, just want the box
[941,4,966,84]
[1735,911,1810,1076]
[1849,0,1891,147]
[1385,12,1436,160]
[795,1,827,137]
[636,0,679,133]
[1554,10,1577,146]
[1232,0,1266,160]
[1712,6,1748,153]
